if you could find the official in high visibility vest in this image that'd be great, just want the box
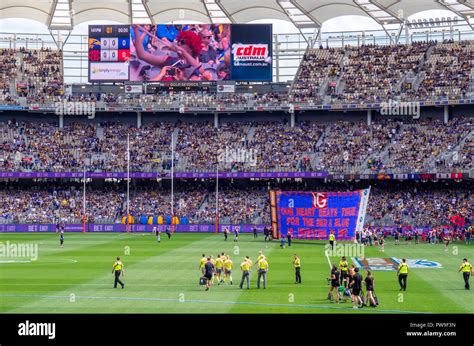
[329,232,335,250]
[257,257,269,289]
[339,256,349,288]
[458,258,473,290]
[397,258,408,291]
[240,258,251,289]
[112,256,125,289]
[294,255,301,284]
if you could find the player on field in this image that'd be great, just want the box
[165,225,172,239]
[59,228,64,248]
[443,232,451,252]
[153,226,161,243]
[287,230,293,247]
[379,235,385,252]
[223,227,229,241]
[224,255,233,284]
[394,230,400,245]
[364,270,376,307]
[329,265,340,303]
[350,267,363,309]
[203,257,214,291]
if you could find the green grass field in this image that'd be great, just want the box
[0,233,472,314]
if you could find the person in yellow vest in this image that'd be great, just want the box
[294,254,301,284]
[257,257,269,289]
[112,256,125,289]
[239,257,251,289]
[397,258,409,291]
[199,254,207,276]
[339,256,349,288]
[157,215,163,225]
[458,258,473,290]
[256,251,266,284]
[245,256,253,270]
[224,255,233,285]
[329,231,336,250]
[215,254,224,285]
[210,256,217,283]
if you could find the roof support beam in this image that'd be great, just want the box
[202,0,233,24]
[435,0,474,30]
[215,0,236,23]
[129,0,154,24]
[47,0,73,30]
[353,0,402,26]
[354,0,403,44]
[276,0,320,43]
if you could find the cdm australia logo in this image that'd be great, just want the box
[231,44,271,63]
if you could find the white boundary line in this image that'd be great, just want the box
[0,293,432,314]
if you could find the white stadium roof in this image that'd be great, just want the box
[0,0,473,30]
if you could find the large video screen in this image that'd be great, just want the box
[88,24,272,82]
[88,25,130,82]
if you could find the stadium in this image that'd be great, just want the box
[0,0,473,343]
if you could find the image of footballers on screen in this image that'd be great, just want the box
[130,24,230,82]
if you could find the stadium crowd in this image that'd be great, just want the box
[1,39,473,108]
[0,183,470,228]
[0,118,471,173]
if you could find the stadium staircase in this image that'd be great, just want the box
[308,124,331,170]
[411,44,436,92]
[436,129,473,170]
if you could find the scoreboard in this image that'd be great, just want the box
[88,25,130,82]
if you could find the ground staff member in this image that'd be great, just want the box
[199,254,207,275]
[458,258,473,290]
[112,256,125,289]
[294,255,301,284]
[239,258,251,289]
[397,258,408,291]
[257,257,269,289]
[329,232,335,250]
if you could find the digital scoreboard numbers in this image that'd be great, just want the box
[88,25,130,82]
